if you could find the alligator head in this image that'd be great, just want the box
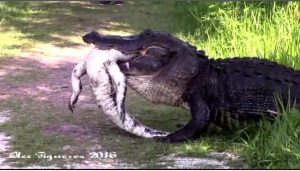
[83,30,204,106]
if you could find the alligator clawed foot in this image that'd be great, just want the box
[68,102,75,113]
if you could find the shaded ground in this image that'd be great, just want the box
[0,1,246,169]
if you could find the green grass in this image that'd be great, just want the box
[238,108,300,169]
[177,2,300,69]
[0,98,74,167]
[236,94,300,168]
[0,1,35,56]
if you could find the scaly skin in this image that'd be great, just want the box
[82,30,300,143]
[69,48,168,138]
[188,57,300,129]
[150,57,300,143]
[90,61,168,138]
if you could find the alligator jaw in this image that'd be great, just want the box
[82,30,201,106]
[82,31,143,55]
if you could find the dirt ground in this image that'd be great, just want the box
[0,45,139,168]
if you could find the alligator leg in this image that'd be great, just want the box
[68,61,86,112]
[103,60,127,123]
[155,93,210,143]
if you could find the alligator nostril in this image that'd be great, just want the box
[152,63,159,69]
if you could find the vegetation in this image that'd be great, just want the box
[174,1,300,169]
[238,107,300,168]
[176,2,300,69]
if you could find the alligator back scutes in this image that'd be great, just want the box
[212,57,300,87]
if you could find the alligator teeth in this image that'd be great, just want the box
[125,62,130,70]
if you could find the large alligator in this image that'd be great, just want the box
[82,29,300,142]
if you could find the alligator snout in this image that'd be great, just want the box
[82,31,99,44]
[82,31,142,53]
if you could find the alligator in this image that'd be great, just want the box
[82,29,300,143]
[68,48,168,138]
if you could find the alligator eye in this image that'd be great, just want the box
[152,62,160,69]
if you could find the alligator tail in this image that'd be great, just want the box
[103,60,126,123]
[91,64,169,138]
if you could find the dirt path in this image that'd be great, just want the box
[0,45,136,169]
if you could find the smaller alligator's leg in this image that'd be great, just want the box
[155,93,210,143]
[103,60,127,123]
[68,61,86,112]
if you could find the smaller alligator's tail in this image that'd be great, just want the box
[103,60,127,123]
[68,61,86,112]
[91,65,169,138]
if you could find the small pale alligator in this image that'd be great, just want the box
[68,48,168,138]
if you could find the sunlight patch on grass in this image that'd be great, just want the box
[0,31,35,57]
[174,141,212,157]
[178,2,300,69]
